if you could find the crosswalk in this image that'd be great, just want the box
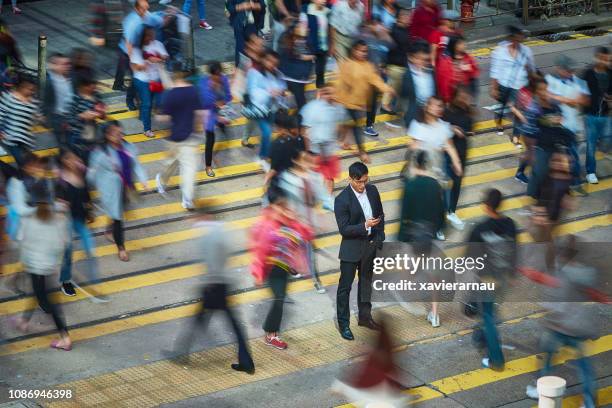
[1,33,611,407]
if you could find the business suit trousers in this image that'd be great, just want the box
[337,242,376,328]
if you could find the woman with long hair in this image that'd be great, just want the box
[130,26,169,138]
[435,35,479,104]
[442,86,474,230]
[198,61,232,177]
[87,121,147,262]
[406,96,462,240]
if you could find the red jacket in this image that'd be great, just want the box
[435,52,479,103]
[408,3,441,41]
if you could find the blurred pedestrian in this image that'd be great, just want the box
[56,149,107,302]
[130,26,169,138]
[435,35,479,104]
[198,61,232,177]
[406,95,462,239]
[334,162,385,341]
[428,10,459,66]
[87,121,148,262]
[183,0,212,30]
[335,40,394,163]
[43,53,73,148]
[582,47,611,185]
[0,0,21,14]
[400,40,435,129]
[250,180,314,349]
[279,20,314,121]
[0,74,41,168]
[68,76,106,164]
[155,63,205,211]
[409,0,441,42]
[490,26,535,146]
[244,49,286,171]
[329,0,364,61]
[166,206,255,374]
[372,0,398,30]
[10,186,71,351]
[301,84,344,193]
[380,7,412,114]
[397,149,444,327]
[270,0,301,51]
[443,86,474,230]
[265,111,304,183]
[301,0,331,88]
[466,188,517,369]
[226,0,265,66]
[234,33,264,148]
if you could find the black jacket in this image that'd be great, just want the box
[386,23,411,67]
[401,65,437,128]
[334,184,385,262]
[582,66,611,116]
[226,0,266,31]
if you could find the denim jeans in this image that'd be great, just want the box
[539,331,595,408]
[528,147,552,199]
[183,0,206,20]
[256,118,272,159]
[59,219,100,284]
[133,78,153,132]
[481,302,504,368]
[567,140,582,186]
[585,115,611,174]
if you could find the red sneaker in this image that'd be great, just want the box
[264,335,287,350]
[199,20,212,30]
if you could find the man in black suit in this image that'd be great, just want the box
[334,162,385,340]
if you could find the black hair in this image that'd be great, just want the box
[274,110,298,130]
[507,25,525,38]
[49,52,68,61]
[446,35,465,60]
[484,188,503,211]
[595,46,609,55]
[415,95,443,123]
[414,150,429,170]
[15,72,37,88]
[408,39,431,55]
[348,161,368,180]
[75,74,96,89]
[208,61,223,76]
[139,25,156,49]
[267,177,287,205]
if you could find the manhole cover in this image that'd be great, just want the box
[537,33,572,42]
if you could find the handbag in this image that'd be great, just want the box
[149,81,163,93]
[241,93,270,120]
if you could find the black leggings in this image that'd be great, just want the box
[112,219,125,248]
[205,130,215,167]
[447,137,468,213]
[263,266,289,333]
[366,90,378,128]
[347,109,365,152]
[287,81,306,117]
[315,53,327,88]
[23,274,68,335]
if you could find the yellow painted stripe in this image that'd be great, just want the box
[1,216,609,358]
[1,183,610,319]
[554,385,612,408]
[337,335,612,407]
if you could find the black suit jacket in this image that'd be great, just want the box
[334,184,385,263]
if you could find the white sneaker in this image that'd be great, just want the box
[427,312,440,327]
[525,384,539,399]
[446,212,465,231]
[481,357,490,368]
[181,199,195,211]
[586,173,599,184]
[258,159,271,172]
[435,230,446,241]
[155,173,167,196]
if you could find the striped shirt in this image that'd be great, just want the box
[0,92,41,147]
[69,94,97,139]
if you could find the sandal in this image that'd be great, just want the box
[104,231,115,243]
[206,168,215,177]
[359,152,371,164]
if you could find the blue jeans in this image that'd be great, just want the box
[481,302,504,368]
[134,78,153,132]
[568,140,582,186]
[539,331,595,408]
[585,115,611,174]
[183,0,205,20]
[257,118,272,159]
[59,220,100,284]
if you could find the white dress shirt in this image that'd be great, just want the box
[545,73,590,134]
[351,186,373,234]
[490,41,535,90]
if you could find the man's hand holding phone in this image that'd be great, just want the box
[365,217,381,229]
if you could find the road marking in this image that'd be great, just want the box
[532,385,612,408]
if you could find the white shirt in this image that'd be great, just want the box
[408,119,453,149]
[301,99,345,154]
[130,41,168,82]
[351,186,373,234]
[490,41,535,90]
[330,0,364,37]
[545,73,590,134]
[410,65,435,107]
[49,72,73,115]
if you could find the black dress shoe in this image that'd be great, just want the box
[339,326,354,341]
[231,363,255,374]
[358,318,381,331]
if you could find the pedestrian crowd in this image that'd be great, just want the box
[0,0,609,405]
